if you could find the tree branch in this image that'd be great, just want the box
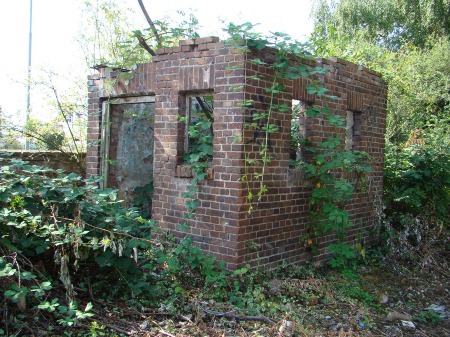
[135,35,156,56]
[46,83,81,156]
[195,97,213,123]
[137,0,162,46]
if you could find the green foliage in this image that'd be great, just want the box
[311,1,450,265]
[80,0,140,68]
[312,0,450,50]
[302,118,371,269]
[24,117,66,150]
[0,123,23,150]
[0,154,235,333]
[335,279,377,307]
[385,145,449,222]
[81,0,201,71]
[0,154,151,324]
[1,251,95,328]
[414,309,443,324]
[227,266,281,314]
[312,4,450,144]
[383,127,449,243]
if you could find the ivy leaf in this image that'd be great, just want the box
[0,263,16,277]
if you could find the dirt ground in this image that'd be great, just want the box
[68,262,449,337]
[3,240,449,337]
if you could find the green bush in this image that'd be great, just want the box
[384,127,449,229]
[383,125,449,262]
[0,153,230,331]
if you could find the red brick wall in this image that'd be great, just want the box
[86,37,387,270]
[235,50,387,268]
[150,37,248,269]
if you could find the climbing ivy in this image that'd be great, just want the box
[224,23,371,269]
[120,20,374,269]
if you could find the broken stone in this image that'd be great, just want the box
[330,323,351,332]
[139,321,149,330]
[324,319,336,328]
[386,311,412,321]
[278,319,293,336]
[401,320,416,329]
[182,314,193,321]
[378,293,389,304]
[384,325,401,333]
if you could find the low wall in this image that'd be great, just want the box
[0,150,86,177]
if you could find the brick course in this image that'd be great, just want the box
[87,37,387,270]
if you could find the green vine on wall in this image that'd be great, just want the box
[148,22,373,269]
[225,23,371,269]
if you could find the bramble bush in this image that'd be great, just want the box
[0,153,230,331]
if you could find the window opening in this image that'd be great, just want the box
[100,96,155,190]
[290,99,309,167]
[346,110,362,150]
[183,94,214,164]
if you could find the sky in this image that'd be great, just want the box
[0,0,315,124]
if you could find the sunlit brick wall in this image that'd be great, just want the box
[86,37,387,270]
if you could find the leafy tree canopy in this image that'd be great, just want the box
[311,0,450,143]
[313,0,450,49]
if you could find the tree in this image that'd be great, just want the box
[311,0,450,143]
[312,0,450,50]
[78,0,146,69]
[310,0,450,246]
[78,0,200,71]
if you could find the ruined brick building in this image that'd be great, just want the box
[87,37,387,270]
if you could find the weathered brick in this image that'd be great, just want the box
[86,36,387,271]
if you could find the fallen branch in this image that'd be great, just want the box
[200,307,276,325]
[159,330,176,337]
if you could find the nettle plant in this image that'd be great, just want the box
[223,23,371,268]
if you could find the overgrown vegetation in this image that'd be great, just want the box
[311,0,449,271]
[0,153,230,335]
[1,0,449,335]
[0,153,447,335]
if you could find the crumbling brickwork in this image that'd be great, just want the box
[87,37,387,270]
